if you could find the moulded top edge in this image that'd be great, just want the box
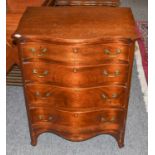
[12,33,139,45]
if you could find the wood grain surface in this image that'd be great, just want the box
[25,83,127,109]
[14,7,138,41]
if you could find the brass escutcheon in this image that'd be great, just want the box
[73,48,78,53]
[116,48,121,54]
[73,68,77,73]
[48,116,53,121]
[101,116,106,122]
[35,91,40,97]
[74,113,78,117]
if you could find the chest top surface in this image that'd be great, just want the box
[15,6,138,43]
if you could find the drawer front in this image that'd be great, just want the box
[21,43,76,65]
[21,43,129,65]
[25,84,127,108]
[22,62,129,87]
[74,44,129,65]
[30,108,124,131]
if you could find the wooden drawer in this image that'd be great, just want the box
[20,43,130,65]
[22,62,129,87]
[74,44,130,65]
[21,43,76,65]
[30,108,124,131]
[25,84,127,108]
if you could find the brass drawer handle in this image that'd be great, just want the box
[101,116,115,122]
[29,47,36,53]
[101,93,107,99]
[38,115,53,121]
[101,93,118,100]
[45,92,52,97]
[35,91,52,97]
[32,69,48,78]
[38,48,47,56]
[104,48,121,57]
[29,47,47,56]
[103,70,120,77]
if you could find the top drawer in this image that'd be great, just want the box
[20,42,130,65]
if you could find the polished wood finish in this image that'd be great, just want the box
[15,7,137,40]
[22,62,129,87]
[21,42,130,64]
[25,84,127,108]
[13,7,138,147]
[54,0,120,6]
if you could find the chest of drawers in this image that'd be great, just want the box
[13,7,138,148]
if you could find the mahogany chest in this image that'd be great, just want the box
[13,7,138,148]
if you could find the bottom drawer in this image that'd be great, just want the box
[29,108,125,132]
